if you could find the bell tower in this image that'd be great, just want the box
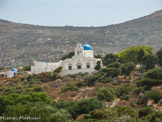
[74,43,84,56]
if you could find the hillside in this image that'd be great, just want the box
[0,10,162,67]
[0,45,162,121]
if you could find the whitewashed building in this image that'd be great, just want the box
[0,68,18,78]
[31,43,101,76]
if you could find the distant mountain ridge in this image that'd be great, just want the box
[0,10,162,67]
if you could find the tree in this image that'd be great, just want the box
[61,52,74,60]
[136,78,162,90]
[51,66,62,81]
[121,62,135,79]
[100,67,121,78]
[95,61,101,70]
[141,54,158,70]
[97,75,112,83]
[144,68,162,79]
[137,49,145,68]
[117,45,153,64]
[84,73,99,86]
[23,65,31,71]
[94,54,102,59]
[53,66,62,74]
[136,68,162,90]
[107,62,121,68]
[156,48,162,67]
[103,53,118,66]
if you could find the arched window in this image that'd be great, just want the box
[68,64,72,70]
[77,63,82,69]
[86,62,90,68]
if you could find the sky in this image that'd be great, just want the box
[0,0,162,27]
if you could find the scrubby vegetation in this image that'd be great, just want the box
[0,46,162,121]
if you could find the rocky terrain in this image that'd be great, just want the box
[0,10,162,67]
[0,70,161,111]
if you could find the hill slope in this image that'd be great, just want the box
[0,10,162,67]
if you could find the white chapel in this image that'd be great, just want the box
[31,43,101,75]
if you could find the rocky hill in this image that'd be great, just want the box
[0,10,162,67]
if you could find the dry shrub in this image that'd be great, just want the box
[60,91,77,99]
[86,90,97,97]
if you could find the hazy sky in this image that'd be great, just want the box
[0,0,161,26]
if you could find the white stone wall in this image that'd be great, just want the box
[60,67,95,76]
[46,61,62,72]
[31,61,62,74]
[83,50,94,58]
[4,71,16,78]
[63,56,95,69]
[31,61,46,74]
[60,54,97,76]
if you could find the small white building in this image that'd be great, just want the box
[31,43,101,76]
[0,68,18,78]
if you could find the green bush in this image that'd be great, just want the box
[95,61,101,70]
[23,65,31,71]
[33,85,43,92]
[136,78,162,90]
[50,73,60,81]
[4,102,72,122]
[89,108,118,120]
[75,81,86,88]
[120,94,130,101]
[144,68,162,79]
[136,68,162,90]
[0,92,52,114]
[97,87,116,102]
[53,66,62,74]
[133,87,144,95]
[116,83,135,97]
[84,74,99,86]
[107,62,121,68]
[142,54,158,70]
[97,76,112,83]
[100,67,121,78]
[156,48,162,67]
[103,53,118,66]
[61,84,78,92]
[139,90,162,105]
[55,99,104,119]
[53,100,74,109]
[112,82,119,86]
[84,67,121,86]
[70,98,104,119]
[138,107,154,118]
[117,106,138,118]
[142,111,162,122]
[121,62,135,79]
[117,45,153,64]
[62,52,74,60]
